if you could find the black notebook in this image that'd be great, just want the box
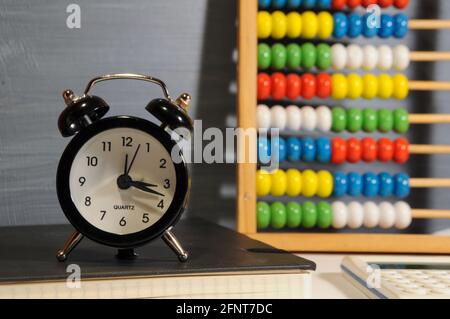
[0,218,315,299]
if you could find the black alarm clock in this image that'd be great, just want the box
[55,74,193,262]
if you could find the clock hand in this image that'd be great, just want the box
[126,144,141,175]
[124,153,129,176]
[129,180,159,188]
[129,181,165,197]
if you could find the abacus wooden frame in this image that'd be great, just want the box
[236,0,450,254]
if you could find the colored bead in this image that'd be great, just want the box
[379,14,394,39]
[347,0,362,8]
[332,0,347,10]
[378,109,393,133]
[301,74,316,99]
[363,172,379,197]
[347,138,362,163]
[346,44,363,70]
[287,43,302,70]
[271,169,287,196]
[332,73,348,100]
[393,108,409,134]
[378,138,394,162]
[332,107,347,133]
[362,0,378,7]
[258,137,271,164]
[347,202,364,229]
[363,202,380,229]
[286,12,302,39]
[317,170,333,198]
[259,0,272,8]
[286,169,302,197]
[333,172,348,197]
[257,73,271,100]
[257,202,271,229]
[394,0,409,9]
[394,173,410,198]
[257,11,272,39]
[287,137,302,161]
[362,108,378,133]
[362,45,378,70]
[316,43,332,70]
[271,202,287,229]
[303,0,316,7]
[393,74,409,100]
[317,0,332,8]
[347,74,363,99]
[317,202,332,229]
[302,170,318,198]
[394,138,410,164]
[302,11,318,39]
[287,0,303,8]
[301,106,317,131]
[394,13,408,39]
[378,74,394,99]
[333,12,348,39]
[301,43,316,70]
[317,11,334,39]
[332,201,348,229]
[257,104,271,129]
[331,43,347,70]
[316,73,332,98]
[302,137,316,162]
[258,43,271,70]
[362,13,378,38]
[394,201,412,230]
[272,137,287,162]
[286,74,301,100]
[270,105,287,130]
[271,11,287,39]
[347,13,363,38]
[362,74,378,99]
[256,170,272,196]
[379,202,396,229]
[378,45,393,71]
[347,108,363,133]
[302,202,317,228]
[393,45,410,71]
[379,172,394,197]
[331,138,347,165]
[316,105,332,132]
[271,43,287,70]
[286,105,302,131]
[286,202,302,228]
[272,0,287,8]
[361,137,377,163]
[347,172,363,196]
[378,0,393,7]
[316,137,332,163]
[271,73,286,100]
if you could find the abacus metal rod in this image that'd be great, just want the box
[410,19,450,30]
[412,209,450,219]
[409,114,450,124]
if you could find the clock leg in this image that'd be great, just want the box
[162,228,189,262]
[56,231,84,262]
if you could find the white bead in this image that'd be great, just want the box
[346,44,363,70]
[256,104,271,130]
[377,45,393,71]
[332,202,348,229]
[300,106,317,131]
[362,45,378,71]
[363,202,380,229]
[393,45,410,71]
[316,106,332,132]
[394,201,412,230]
[348,202,364,229]
[285,105,302,131]
[270,105,286,130]
[331,43,347,70]
[379,202,396,229]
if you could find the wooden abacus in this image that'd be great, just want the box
[237,0,450,253]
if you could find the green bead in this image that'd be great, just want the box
[302,202,317,229]
[258,43,271,70]
[332,107,347,133]
[362,108,378,133]
[393,108,410,134]
[271,202,287,229]
[317,202,332,229]
[378,109,394,133]
[286,202,302,228]
[257,202,271,229]
[286,43,302,70]
[271,43,287,70]
[316,43,331,70]
[347,108,363,133]
[301,43,316,70]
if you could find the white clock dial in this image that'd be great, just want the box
[69,127,177,235]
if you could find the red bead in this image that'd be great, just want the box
[316,73,332,99]
[347,0,362,8]
[394,0,409,9]
[257,73,271,100]
[378,138,395,162]
[394,138,410,164]
[361,0,377,7]
[346,138,362,163]
[378,0,393,7]
[332,0,347,10]
[331,137,347,164]
[286,74,301,100]
[271,73,286,100]
[301,74,316,100]
[361,137,377,163]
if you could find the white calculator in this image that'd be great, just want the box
[341,256,450,299]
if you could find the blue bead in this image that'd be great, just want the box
[394,173,410,198]
[317,0,331,9]
[378,173,394,197]
[394,13,408,39]
[363,173,379,198]
[302,138,316,163]
[287,0,302,8]
[302,0,316,8]
[347,172,363,197]
[272,137,287,162]
[362,13,378,38]
[333,13,348,39]
[287,137,302,162]
[379,14,394,38]
[347,13,363,38]
[316,137,331,163]
[333,172,348,197]
[259,0,272,8]
[258,138,271,164]
[272,0,287,8]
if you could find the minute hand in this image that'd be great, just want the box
[129,181,165,197]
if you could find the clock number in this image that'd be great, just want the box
[160,158,167,168]
[100,210,107,220]
[146,143,150,153]
[79,177,86,186]
[101,141,112,152]
[84,196,91,206]
[86,156,98,167]
[163,179,170,189]
[142,213,150,223]
[119,217,126,227]
[121,137,133,147]
[157,199,164,209]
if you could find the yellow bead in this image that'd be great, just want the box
[302,11,318,39]
[271,169,287,197]
[362,74,378,99]
[347,74,363,99]
[302,170,318,198]
[256,170,272,197]
[286,12,302,38]
[317,170,333,198]
[271,11,287,39]
[286,169,302,197]
[332,74,348,100]
[317,12,333,40]
[377,74,394,99]
[393,74,409,100]
[257,11,272,39]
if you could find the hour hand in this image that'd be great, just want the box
[129,181,165,197]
